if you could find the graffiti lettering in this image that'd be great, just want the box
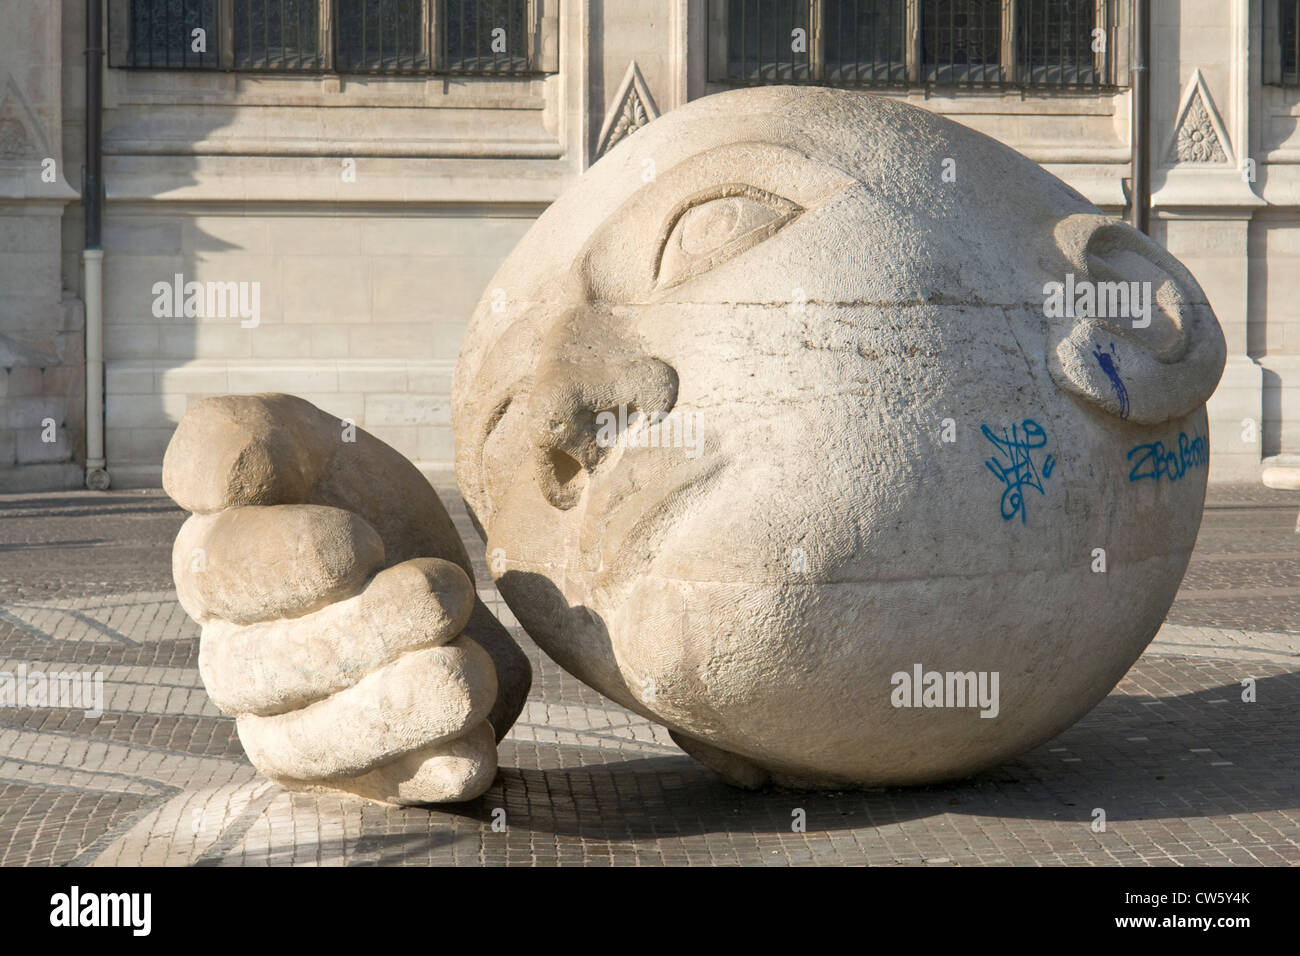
[982,419,1053,524]
[1127,431,1208,483]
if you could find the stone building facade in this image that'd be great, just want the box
[0,1,1296,489]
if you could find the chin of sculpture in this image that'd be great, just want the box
[451,86,1226,789]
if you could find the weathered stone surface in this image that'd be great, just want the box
[163,394,531,804]
[307,721,499,808]
[199,557,476,716]
[173,505,385,626]
[451,86,1228,789]
[236,637,497,781]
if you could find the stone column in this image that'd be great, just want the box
[1150,0,1264,483]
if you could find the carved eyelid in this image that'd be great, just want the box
[652,184,802,289]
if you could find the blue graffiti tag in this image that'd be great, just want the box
[1128,430,1208,483]
[1092,342,1129,419]
[982,419,1054,524]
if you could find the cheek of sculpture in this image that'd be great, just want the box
[586,359,1211,787]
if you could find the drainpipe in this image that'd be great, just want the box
[1129,0,1151,235]
[84,0,109,490]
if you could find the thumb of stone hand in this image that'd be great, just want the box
[162,391,474,574]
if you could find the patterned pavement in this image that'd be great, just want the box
[0,484,1297,866]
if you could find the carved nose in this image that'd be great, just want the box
[527,351,678,510]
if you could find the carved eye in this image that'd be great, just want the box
[654,185,801,289]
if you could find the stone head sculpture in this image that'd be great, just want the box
[165,86,1225,805]
[451,86,1226,788]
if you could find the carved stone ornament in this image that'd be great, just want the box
[595,61,660,159]
[1170,69,1231,165]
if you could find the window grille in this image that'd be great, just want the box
[710,0,1121,90]
[109,0,547,75]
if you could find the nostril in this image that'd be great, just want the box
[548,447,583,487]
[538,445,588,510]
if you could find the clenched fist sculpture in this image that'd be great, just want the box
[163,394,530,804]
[165,87,1225,803]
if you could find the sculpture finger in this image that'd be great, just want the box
[162,393,335,514]
[163,392,474,576]
[200,558,475,717]
[273,722,499,806]
[235,636,497,781]
[173,504,385,625]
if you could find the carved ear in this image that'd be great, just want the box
[1046,214,1226,425]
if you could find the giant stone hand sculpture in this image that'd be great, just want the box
[165,87,1225,803]
[163,394,531,804]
